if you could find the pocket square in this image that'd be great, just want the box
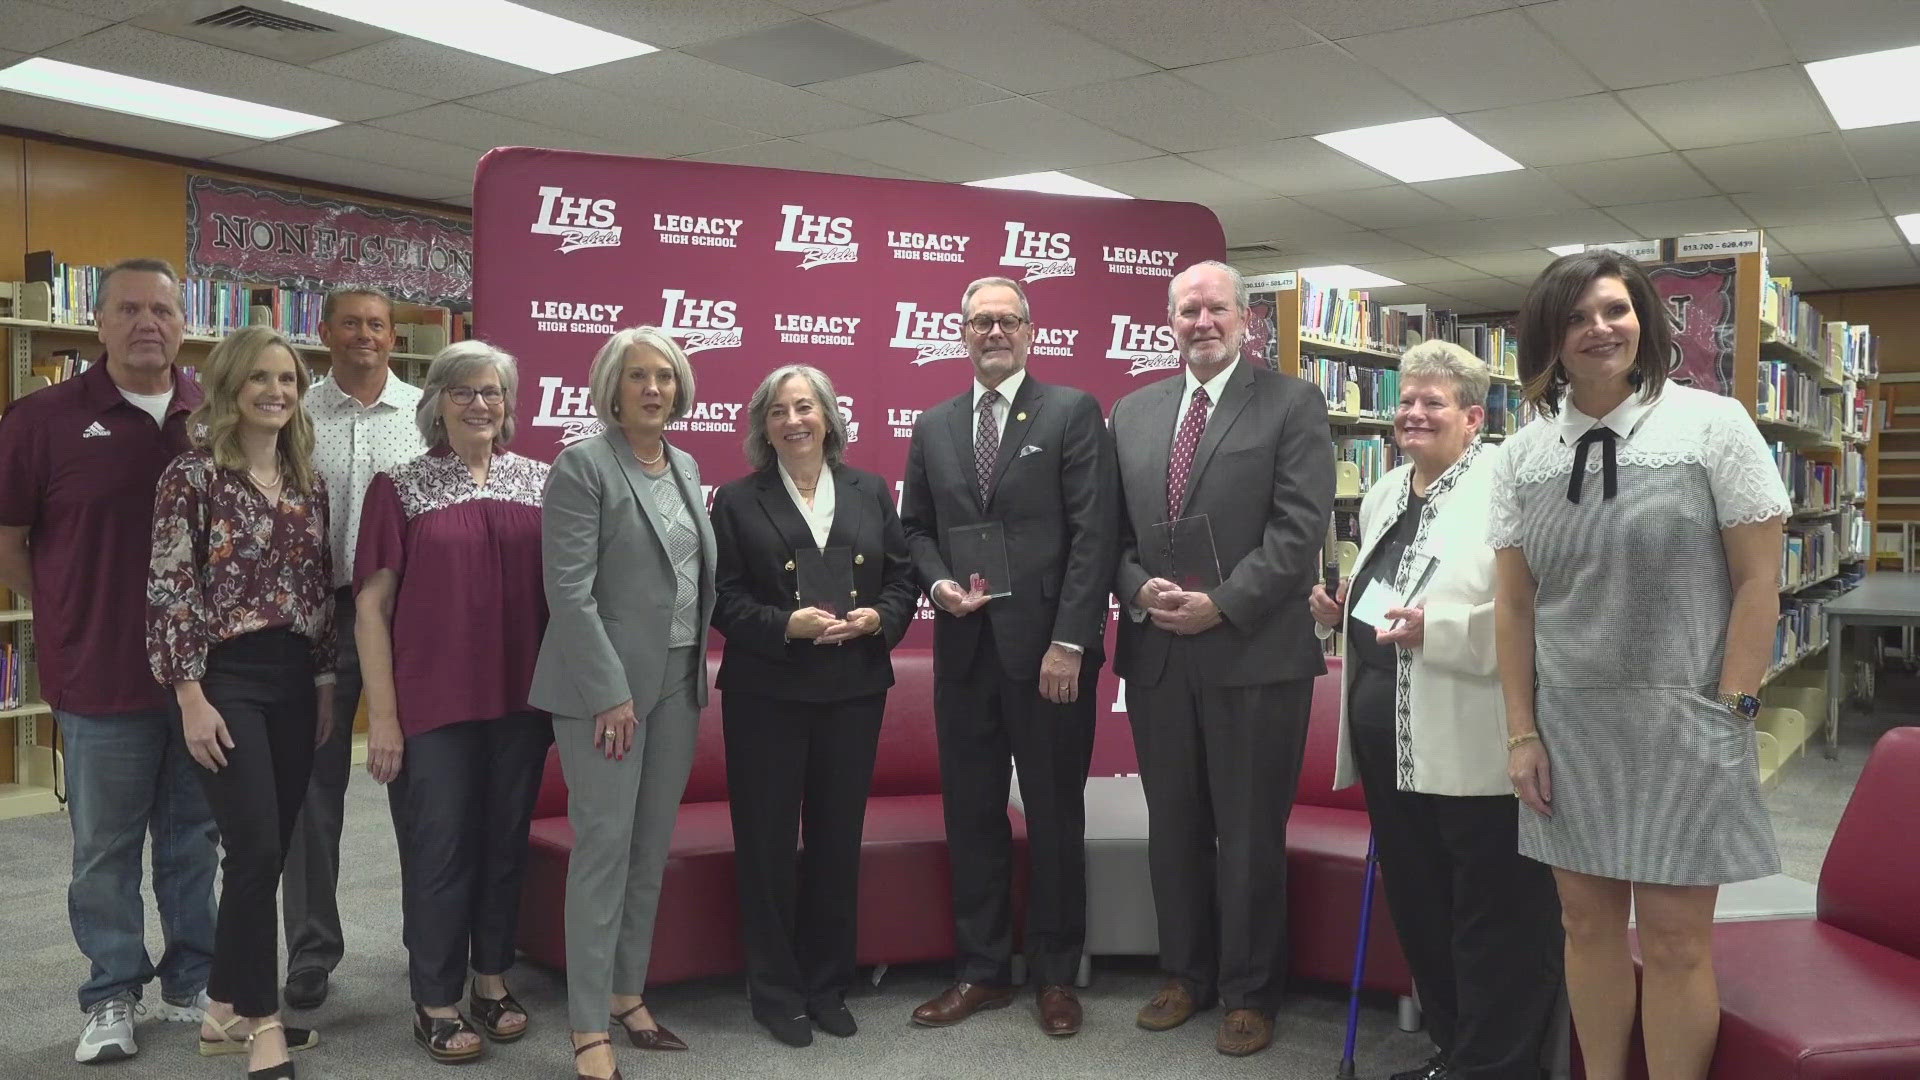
[1018,444,1044,458]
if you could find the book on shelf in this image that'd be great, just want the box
[0,640,20,710]
[1306,356,1399,419]
[1771,442,1838,511]
[1335,435,1399,494]
[1299,282,1408,354]
[25,250,100,326]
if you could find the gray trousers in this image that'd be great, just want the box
[281,592,360,976]
[552,646,702,1032]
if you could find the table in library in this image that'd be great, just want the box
[1823,574,1920,758]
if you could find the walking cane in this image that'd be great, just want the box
[1338,832,1380,1079]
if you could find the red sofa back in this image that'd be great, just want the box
[1816,726,1920,958]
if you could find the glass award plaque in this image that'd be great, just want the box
[1148,514,1222,591]
[947,522,1013,598]
[794,545,855,616]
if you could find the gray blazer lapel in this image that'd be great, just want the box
[1185,363,1255,500]
[602,426,669,559]
[988,379,1043,499]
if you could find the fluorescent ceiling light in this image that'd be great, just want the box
[0,58,337,139]
[965,172,1131,198]
[1297,265,1404,290]
[1897,213,1920,245]
[1805,44,1920,130]
[286,1,656,74]
[1314,117,1523,184]
[1547,244,1586,256]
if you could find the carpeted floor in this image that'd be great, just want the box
[1,678,1909,1080]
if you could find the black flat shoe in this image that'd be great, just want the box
[468,979,529,1043]
[413,1005,484,1063]
[246,1019,298,1080]
[808,999,857,1038]
[282,969,328,1011]
[756,1010,813,1047]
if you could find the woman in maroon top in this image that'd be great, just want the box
[147,325,333,1080]
[352,340,550,1064]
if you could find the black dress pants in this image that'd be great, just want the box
[722,690,885,1019]
[934,620,1096,988]
[189,629,318,1019]
[392,713,552,1007]
[1348,664,1563,1080]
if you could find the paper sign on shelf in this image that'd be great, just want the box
[1244,271,1297,291]
[1586,239,1663,261]
[1675,230,1763,258]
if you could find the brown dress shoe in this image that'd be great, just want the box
[911,982,1014,1027]
[1036,986,1082,1037]
[1136,978,1206,1031]
[1216,1008,1273,1056]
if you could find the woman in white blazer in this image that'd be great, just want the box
[1309,340,1561,1080]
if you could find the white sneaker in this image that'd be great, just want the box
[75,995,140,1063]
[149,989,211,1023]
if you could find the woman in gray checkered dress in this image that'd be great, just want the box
[1488,251,1789,1080]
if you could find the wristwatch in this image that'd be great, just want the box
[1717,692,1761,720]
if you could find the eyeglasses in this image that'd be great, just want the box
[966,314,1027,335]
[446,386,505,405]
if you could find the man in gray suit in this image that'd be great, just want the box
[1111,260,1334,1057]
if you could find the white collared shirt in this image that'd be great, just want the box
[777,460,836,551]
[972,366,1027,446]
[1174,358,1239,445]
[306,370,426,587]
[1553,387,1660,448]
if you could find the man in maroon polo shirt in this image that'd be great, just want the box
[0,258,219,1064]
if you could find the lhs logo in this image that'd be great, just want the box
[836,395,861,444]
[660,289,743,355]
[1108,315,1178,376]
[531,376,602,446]
[774,205,858,269]
[1001,221,1075,283]
[531,186,620,253]
[889,302,966,365]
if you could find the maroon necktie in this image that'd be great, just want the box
[1167,386,1210,518]
[975,389,1000,506]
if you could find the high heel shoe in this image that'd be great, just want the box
[609,1000,687,1051]
[572,1035,622,1080]
[245,1018,296,1080]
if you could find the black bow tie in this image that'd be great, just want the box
[1568,426,1618,503]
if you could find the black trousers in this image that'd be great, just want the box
[722,690,885,1018]
[189,629,318,1018]
[1348,665,1563,1080]
[1127,640,1312,1012]
[281,590,359,978]
[390,713,551,1007]
[935,620,1096,988]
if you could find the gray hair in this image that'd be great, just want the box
[588,327,697,427]
[1399,339,1490,410]
[322,284,395,323]
[1167,259,1249,315]
[743,364,849,473]
[417,340,520,449]
[95,258,180,317]
[960,276,1030,321]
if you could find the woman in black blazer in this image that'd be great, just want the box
[710,363,918,1048]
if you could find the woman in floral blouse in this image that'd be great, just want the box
[147,325,334,1080]
[353,341,550,1064]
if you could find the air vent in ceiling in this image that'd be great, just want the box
[133,0,391,65]
[193,6,333,34]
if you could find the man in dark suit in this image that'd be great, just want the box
[1111,260,1334,1057]
[901,276,1118,1038]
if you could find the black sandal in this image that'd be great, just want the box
[412,1004,484,1064]
[468,979,529,1043]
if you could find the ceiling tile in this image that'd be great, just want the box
[210,144,469,201]
[462,78,764,157]
[515,0,797,49]
[1766,219,1903,254]
[686,138,927,180]
[1525,0,1794,89]
[1843,122,1920,179]
[1342,10,1601,112]
[1415,171,1587,217]
[1760,0,1920,62]
[1731,182,1885,227]
[1759,253,1829,289]
[768,0,872,11]
[1455,93,1668,168]
[681,19,918,86]
[1794,244,1920,284]
[1036,74,1287,155]
[27,0,151,16]
[564,51,881,137]
[1808,265,1920,290]
[1274,0,1513,40]
[309,37,541,101]
[1604,195,1754,237]
[1386,209,1634,254]
[368,102,620,155]
[1436,277,1531,311]
[275,124,483,183]
[1541,153,1716,205]
[1040,0,1318,68]
[1455,249,1559,278]
[824,0,1154,94]
[1274,233,1432,263]
[1293,184,1472,229]
[1870,175,1920,214]
[1352,257,1484,284]
[1067,155,1273,203]
[908,97,1158,170]
[1682,133,1860,193]
[1619,67,1832,150]
[1213,197,1365,244]
[804,62,1011,117]
[4,0,110,52]
[798,119,1022,182]
[0,89,258,159]
[1177,44,1431,140]
[1183,137,1396,197]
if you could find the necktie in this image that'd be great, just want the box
[1568,426,1618,503]
[975,389,1000,506]
[1167,386,1211,519]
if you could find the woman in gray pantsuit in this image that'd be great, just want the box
[528,327,715,1080]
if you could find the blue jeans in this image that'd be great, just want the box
[57,708,220,1011]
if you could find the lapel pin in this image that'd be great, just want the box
[1017,411,1027,421]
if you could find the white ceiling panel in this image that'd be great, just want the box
[909,97,1158,170]
[1341,10,1601,112]
[26,0,152,16]
[1360,283,1479,308]
[1436,277,1531,310]
[686,138,927,180]
[1036,74,1287,155]
[1541,153,1715,206]
[1388,208,1637,255]
[563,51,881,137]
[0,89,258,159]
[1455,93,1668,168]
[1795,245,1920,288]
[1683,134,1861,193]
[1212,197,1366,244]
[1843,122,1920,179]
[1526,0,1795,89]
[1618,67,1832,150]
[3,0,110,52]
[1416,172,1587,217]
[1352,257,1483,284]
[515,0,798,49]
[1605,195,1755,237]
[1454,249,1558,278]
[211,143,469,201]
[1039,0,1318,68]
[367,102,621,156]
[1766,219,1903,254]
[310,37,542,102]
[1271,232,1432,263]
[1183,137,1396,197]
[1293,184,1471,229]
[1731,182,1885,227]
[462,78,764,157]
[1273,0,1514,40]
[1177,44,1431,140]
[798,119,1022,182]
[1067,155,1272,204]
[803,62,1010,118]
[1760,0,1920,62]
[824,0,1153,94]
[275,124,484,183]
[1870,175,1920,215]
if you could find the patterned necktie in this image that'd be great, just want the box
[975,389,1001,506]
[1167,386,1211,519]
